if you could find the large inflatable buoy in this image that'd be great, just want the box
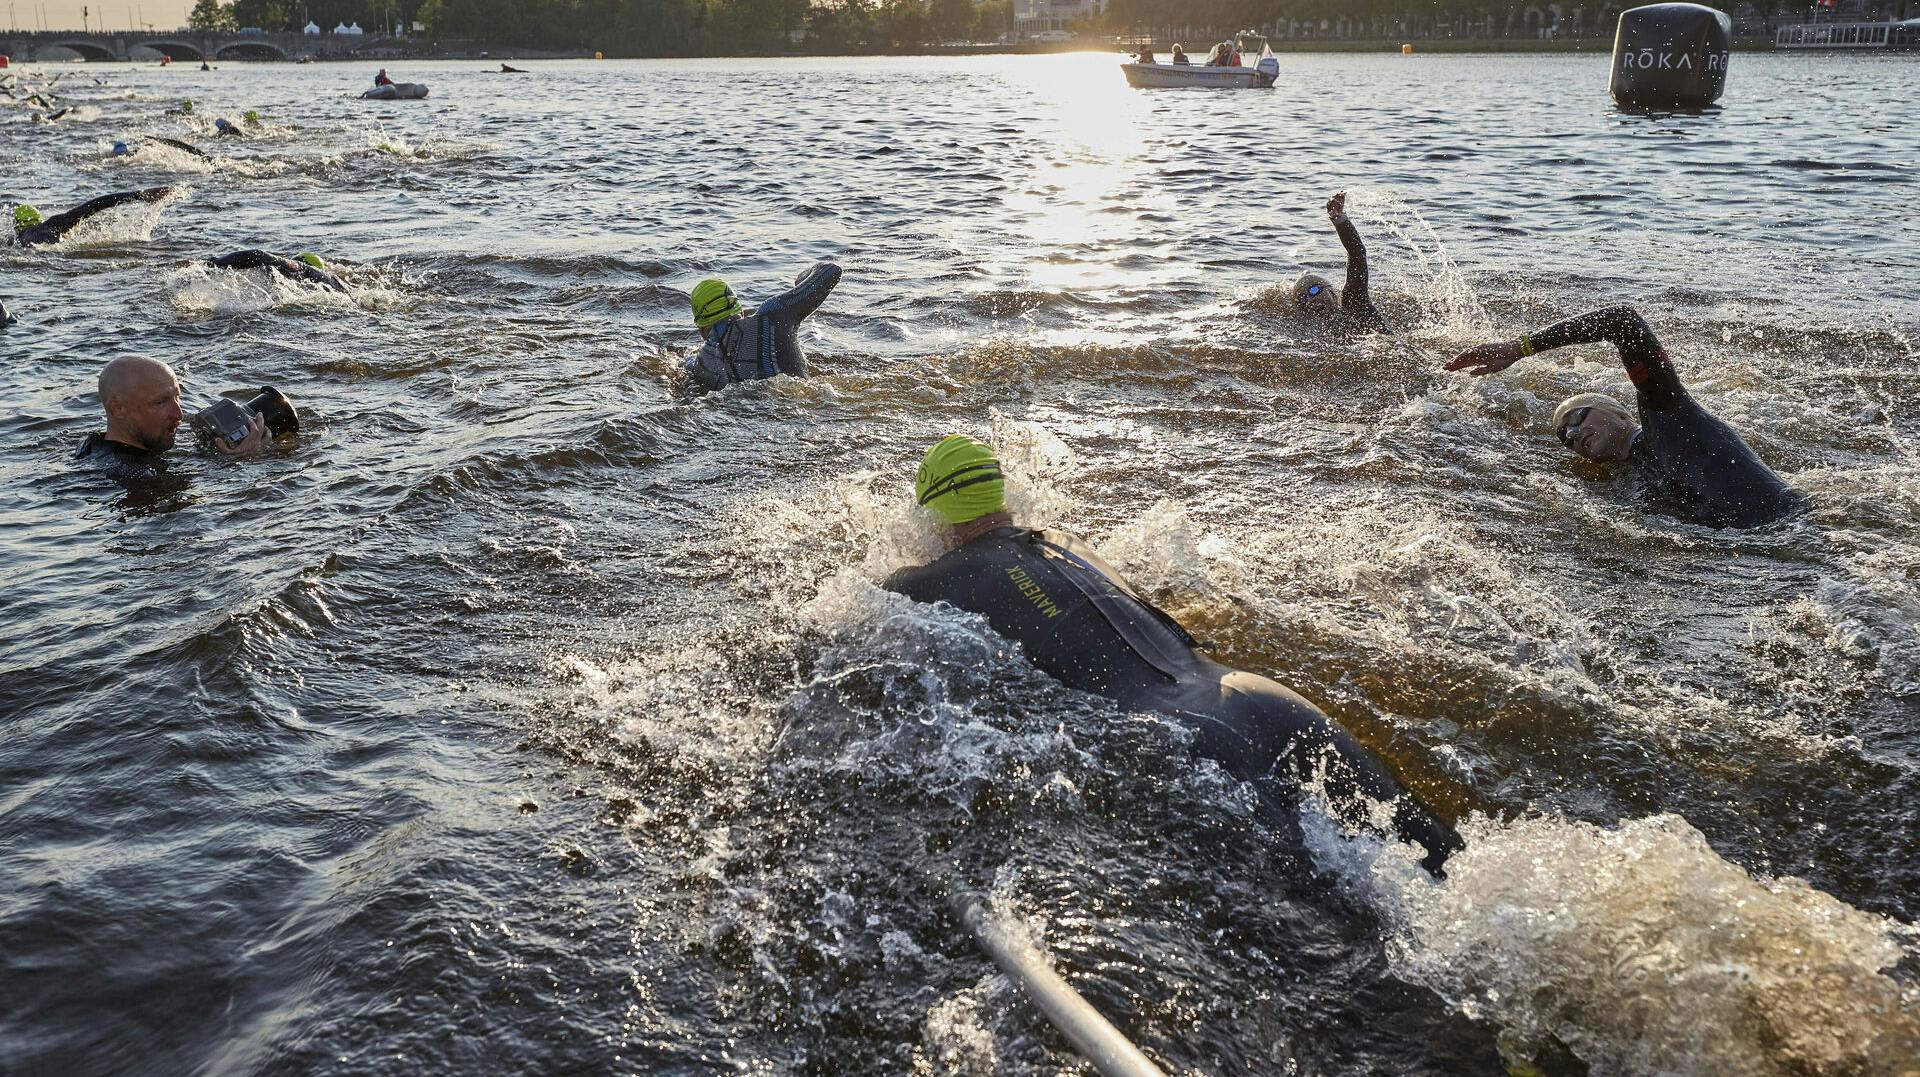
[1609,2,1732,109]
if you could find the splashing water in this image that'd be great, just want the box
[1339,812,1920,1076]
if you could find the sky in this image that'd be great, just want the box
[10,0,194,33]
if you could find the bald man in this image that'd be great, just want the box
[76,355,268,481]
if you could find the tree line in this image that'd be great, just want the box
[186,0,1817,54]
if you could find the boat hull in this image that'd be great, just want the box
[1121,63,1275,89]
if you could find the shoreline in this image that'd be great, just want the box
[3,35,1796,64]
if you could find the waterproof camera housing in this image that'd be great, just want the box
[192,386,299,446]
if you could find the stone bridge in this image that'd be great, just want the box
[0,29,329,62]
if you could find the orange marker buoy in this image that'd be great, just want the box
[1402,43,1414,54]
[594,51,603,60]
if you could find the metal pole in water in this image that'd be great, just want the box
[948,890,1168,1077]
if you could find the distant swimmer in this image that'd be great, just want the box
[499,64,527,73]
[76,355,270,481]
[685,262,843,391]
[1289,191,1387,333]
[884,435,1463,874]
[153,136,213,159]
[199,60,211,71]
[1,299,17,327]
[208,250,347,292]
[1447,304,1805,529]
[12,187,175,247]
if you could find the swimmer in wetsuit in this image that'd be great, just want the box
[208,250,347,292]
[1447,304,1804,529]
[12,187,175,247]
[685,262,843,391]
[1290,191,1387,333]
[884,435,1463,874]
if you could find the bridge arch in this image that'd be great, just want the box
[39,40,117,61]
[215,39,289,61]
[139,40,208,60]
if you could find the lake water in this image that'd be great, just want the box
[3,51,1917,1075]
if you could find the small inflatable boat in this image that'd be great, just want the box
[361,83,429,100]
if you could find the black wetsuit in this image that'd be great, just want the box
[0,300,16,327]
[15,189,168,247]
[74,432,167,482]
[209,250,346,292]
[152,136,212,160]
[686,262,842,391]
[1530,305,1803,528]
[1331,213,1387,332]
[885,527,1461,873]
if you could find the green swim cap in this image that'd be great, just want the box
[690,278,742,328]
[244,110,260,123]
[915,435,1005,525]
[13,204,43,230]
[181,99,193,111]
[296,252,325,270]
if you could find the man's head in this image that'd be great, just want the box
[1292,272,1338,317]
[691,278,742,337]
[1552,392,1637,464]
[98,354,183,452]
[916,435,1008,542]
[13,203,42,234]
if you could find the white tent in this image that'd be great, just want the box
[332,21,350,32]
[303,21,321,33]
[344,21,364,34]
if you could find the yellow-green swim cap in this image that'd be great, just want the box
[14,204,43,230]
[295,252,325,270]
[690,278,741,328]
[915,435,1005,524]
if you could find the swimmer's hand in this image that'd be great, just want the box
[213,412,271,455]
[138,185,175,203]
[1326,191,1347,220]
[1445,340,1524,377]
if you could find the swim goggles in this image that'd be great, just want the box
[1557,407,1592,447]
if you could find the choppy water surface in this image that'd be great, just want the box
[3,51,1918,1075]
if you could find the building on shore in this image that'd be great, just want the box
[1014,0,1102,39]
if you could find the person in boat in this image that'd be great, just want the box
[76,354,269,482]
[885,435,1462,874]
[11,187,175,248]
[1445,306,1805,529]
[684,262,842,391]
[1134,46,1157,63]
[1170,43,1190,64]
[1289,191,1386,333]
[374,68,394,87]
[208,250,347,292]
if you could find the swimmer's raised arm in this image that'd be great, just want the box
[1326,192,1384,329]
[763,261,842,325]
[1446,304,1687,408]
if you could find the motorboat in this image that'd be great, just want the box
[361,82,428,100]
[1122,45,1278,88]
